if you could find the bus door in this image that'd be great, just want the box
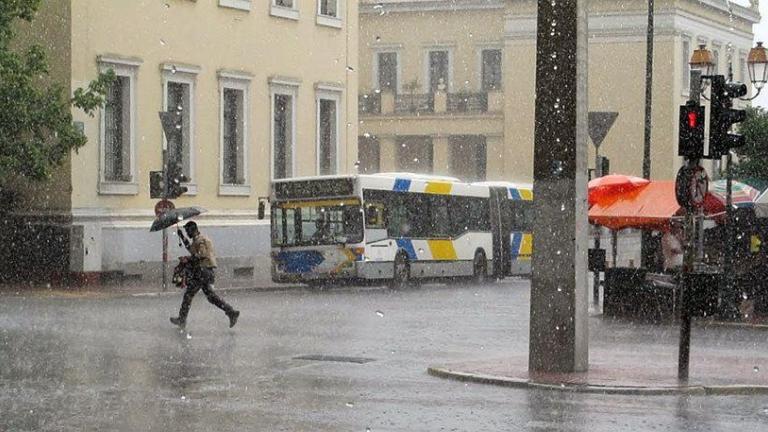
[489,187,510,278]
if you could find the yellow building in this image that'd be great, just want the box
[7,0,358,285]
[358,0,760,183]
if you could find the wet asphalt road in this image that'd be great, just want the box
[1,280,768,431]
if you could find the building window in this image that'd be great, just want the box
[318,0,337,17]
[481,49,502,91]
[316,0,341,28]
[682,38,691,92]
[271,82,297,180]
[449,136,486,181]
[317,91,340,175]
[271,0,298,20]
[166,81,193,181]
[98,57,140,195]
[377,52,398,92]
[428,50,450,92]
[396,136,433,173]
[219,73,251,195]
[713,49,720,74]
[219,0,251,11]
[104,75,132,182]
[358,136,380,174]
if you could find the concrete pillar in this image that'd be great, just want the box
[379,136,397,172]
[381,90,395,114]
[529,0,589,373]
[485,134,505,181]
[432,136,451,176]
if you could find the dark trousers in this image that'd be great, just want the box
[178,267,235,321]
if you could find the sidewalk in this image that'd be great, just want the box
[429,319,768,395]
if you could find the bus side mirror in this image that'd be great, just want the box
[258,198,268,220]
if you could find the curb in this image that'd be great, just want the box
[0,282,393,300]
[695,320,768,330]
[427,366,768,396]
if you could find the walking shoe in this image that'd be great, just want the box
[228,310,240,328]
[170,317,186,328]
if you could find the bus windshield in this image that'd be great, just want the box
[271,200,363,246]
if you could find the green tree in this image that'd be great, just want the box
[0,0,113,183]
[733,106,768,182]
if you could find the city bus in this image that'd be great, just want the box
[265,173,533,286]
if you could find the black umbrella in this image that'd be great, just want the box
[150,206,207,232]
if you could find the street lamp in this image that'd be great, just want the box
[747,41,767,92]
[690,42,767,100]
[689,44,715,78]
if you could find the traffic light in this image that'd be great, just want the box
[678,101,705,158]
[166,160,188,199]
[150,171,165,199]
[708,75,747,158]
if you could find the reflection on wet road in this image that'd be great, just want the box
[1,280,767,431]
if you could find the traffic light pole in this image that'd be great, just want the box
[677,70,701,381]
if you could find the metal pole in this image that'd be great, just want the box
[162,147,168,292]
[593,151,601,306]
[723,151,735,317]
[723,65,735,319]
[642,0,654,180]
[678,200,694,381]
[611,230,618,268]
[640,0,655,268]
[678,70,703,381]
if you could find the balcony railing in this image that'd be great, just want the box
[358,93,381,114]
[359,90,498,115]
[447,92,488,113]
[395,93,434,113]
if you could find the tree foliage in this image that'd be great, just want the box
[733,106,768,182]
[0,0,113,182]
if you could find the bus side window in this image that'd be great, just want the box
[469,198,491,231]
[450,196,471,236]
[430,195,450,238]
[387,195,409,238]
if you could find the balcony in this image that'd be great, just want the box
[447,92,488,113]
[394,93,434,113]
[358,89,501,116]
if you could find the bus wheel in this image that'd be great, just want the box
[472,251,487,284]
[390,252,410,289]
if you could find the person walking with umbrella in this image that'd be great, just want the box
[170,221,240,328]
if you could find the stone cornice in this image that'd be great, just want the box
[360,0,505,14]
[505,8,755,47]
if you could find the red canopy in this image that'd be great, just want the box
[588,181,724,230]
[588,174,650,206]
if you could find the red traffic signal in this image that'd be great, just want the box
[678,102,705,159]
[687,111,699,128]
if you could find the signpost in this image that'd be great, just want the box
[154,199,175,291]
[588,111,618,307]
[157,110,185,291]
